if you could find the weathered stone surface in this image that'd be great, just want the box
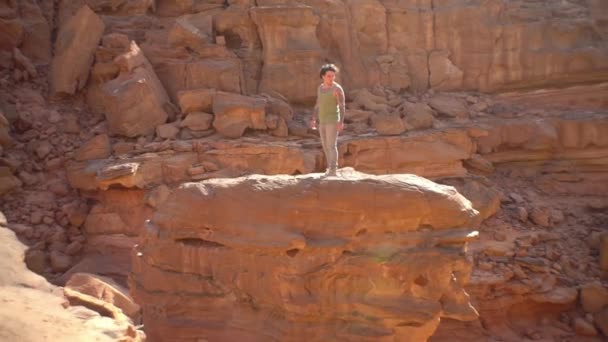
[177,88,215,114]
[212,92,266,138]
[168,13,213,52]
[50,5,104,94]
[74,134,111,161]
[342,129,474,179]
[84,189,152,237]
[102,42,169,137]
[131,172,480,341]
[155,58,242,102]
[250,6,322,103]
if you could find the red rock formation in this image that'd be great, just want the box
[130,172,481,341]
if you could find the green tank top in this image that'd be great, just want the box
[318,86,339,124]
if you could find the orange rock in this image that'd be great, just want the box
[177,88,215,114]
[66,273,140,320]
[212,92,266,138]
[73,134,111,161]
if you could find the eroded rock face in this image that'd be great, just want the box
[251,6,322,103]
[131,171,480,341]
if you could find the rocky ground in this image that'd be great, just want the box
[2,64,607,340]
[1,0,608,340]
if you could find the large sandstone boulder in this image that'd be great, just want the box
[131,171,481,341]
[50,5,105,95]
[212,92,266,138]
[102,42,169,137]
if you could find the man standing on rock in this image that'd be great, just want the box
[310,64,346,177]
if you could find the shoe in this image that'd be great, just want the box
[325,168,337,177]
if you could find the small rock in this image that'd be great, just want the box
[30,211,44,224]
[464,154,494,174]
[18,171,38,186]
[372,113,406,135]
[63,116,81,134]
[509,193,525,203]
[65,241,83,255]
[48,110,62,123]
[35,141,53,159]
[113,141,135,155]
[25,249,46,274]
[180,112,213,131]
[62,201,89,227]
[574,317,598,336]
[428,94,468,118]
[47,179,70,197]
[516,206,528,222]
[156,123,179,139]
[74,134,111,161]
[594,307,608,336]
[549,209,564,224]
[45,157,64,171]
[494,231,507,241]
[49,251,72,272]
[479,261,493,271]
[580,282,608,314]
[171,141,192,152]
[530,208,550,227]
